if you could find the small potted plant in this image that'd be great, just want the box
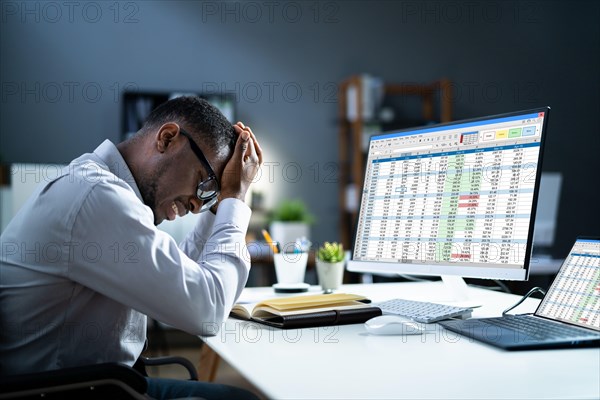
[269,199,315,250]
[316,242,346,293]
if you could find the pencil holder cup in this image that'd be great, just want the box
[274,252,308,284]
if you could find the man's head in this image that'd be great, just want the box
[121,96,236,225]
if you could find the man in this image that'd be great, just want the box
[0,96,262,399]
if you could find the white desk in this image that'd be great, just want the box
[201,282,600,399]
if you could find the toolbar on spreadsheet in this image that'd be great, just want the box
[537,239,600,330]
[354,113,545,269]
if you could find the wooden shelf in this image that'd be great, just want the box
[338,77,453,249]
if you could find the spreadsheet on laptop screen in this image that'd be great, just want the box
[353,110,546,270]
[536,239,600,330]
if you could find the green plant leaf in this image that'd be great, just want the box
[318,242,344,262]
[269,199,315,224]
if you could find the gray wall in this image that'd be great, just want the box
[1,1,598,257]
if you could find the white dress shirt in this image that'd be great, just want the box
[0,140,251,375]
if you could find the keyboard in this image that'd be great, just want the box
[482,315,594,340]
[375,298,473,323]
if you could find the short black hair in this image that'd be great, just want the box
[139,96,235,157]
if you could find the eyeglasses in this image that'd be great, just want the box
[179,128,220,212]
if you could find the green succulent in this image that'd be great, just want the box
[318,242,344,263]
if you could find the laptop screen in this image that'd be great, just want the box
[535,237,600,331]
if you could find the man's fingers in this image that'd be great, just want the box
[254,137,263,165]
[218,122,262,203]
[242,124,261,153]
[243,140,256,164]
[234,125,257,154]
[246,129,263,164]
[235,123,263,165]
[234,123,260,158]
[235,130,250,160]
[241,130,253,161]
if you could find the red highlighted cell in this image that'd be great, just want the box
[451,254,471,259]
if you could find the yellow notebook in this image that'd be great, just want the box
[230,293,382,329]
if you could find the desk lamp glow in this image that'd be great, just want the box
[347,107,550,305]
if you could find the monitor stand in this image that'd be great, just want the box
[439,276,482,308]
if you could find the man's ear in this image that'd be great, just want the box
[156,123,180,153]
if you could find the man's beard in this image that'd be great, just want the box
[138,164,168,225]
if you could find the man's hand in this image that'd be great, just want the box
[213,122,263,210]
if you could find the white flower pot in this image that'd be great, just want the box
[316,259,345,292]
[273,253,309,284]
[269,221,310,251]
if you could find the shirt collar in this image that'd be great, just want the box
[93,139,143,202]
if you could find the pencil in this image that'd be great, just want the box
[261,229,279,254]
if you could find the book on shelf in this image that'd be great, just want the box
[230,293,382,329]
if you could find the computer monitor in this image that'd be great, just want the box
[347,107,550,303]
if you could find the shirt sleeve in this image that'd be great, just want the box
[67,181,251,336]
[178,209,215,261]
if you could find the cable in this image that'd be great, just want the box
[502,287,547,316]
[470,280,511,293]
[494,280,512,294]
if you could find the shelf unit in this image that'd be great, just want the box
[338,77,453,249]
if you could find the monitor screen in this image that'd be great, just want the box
[348,107,550,281]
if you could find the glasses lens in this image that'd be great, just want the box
[198,190,217,200]
[199,196,218,213]
[197,178,219,200]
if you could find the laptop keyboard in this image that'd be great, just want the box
[483,315,594,340]
[375,298,473,323]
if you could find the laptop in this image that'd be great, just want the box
[439,237,600,350]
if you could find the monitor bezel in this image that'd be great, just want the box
[347,106,551,281]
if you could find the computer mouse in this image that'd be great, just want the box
[364,315,425,336]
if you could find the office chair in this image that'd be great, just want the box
[0,355,199,399]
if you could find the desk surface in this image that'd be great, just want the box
[202,282,600,399]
